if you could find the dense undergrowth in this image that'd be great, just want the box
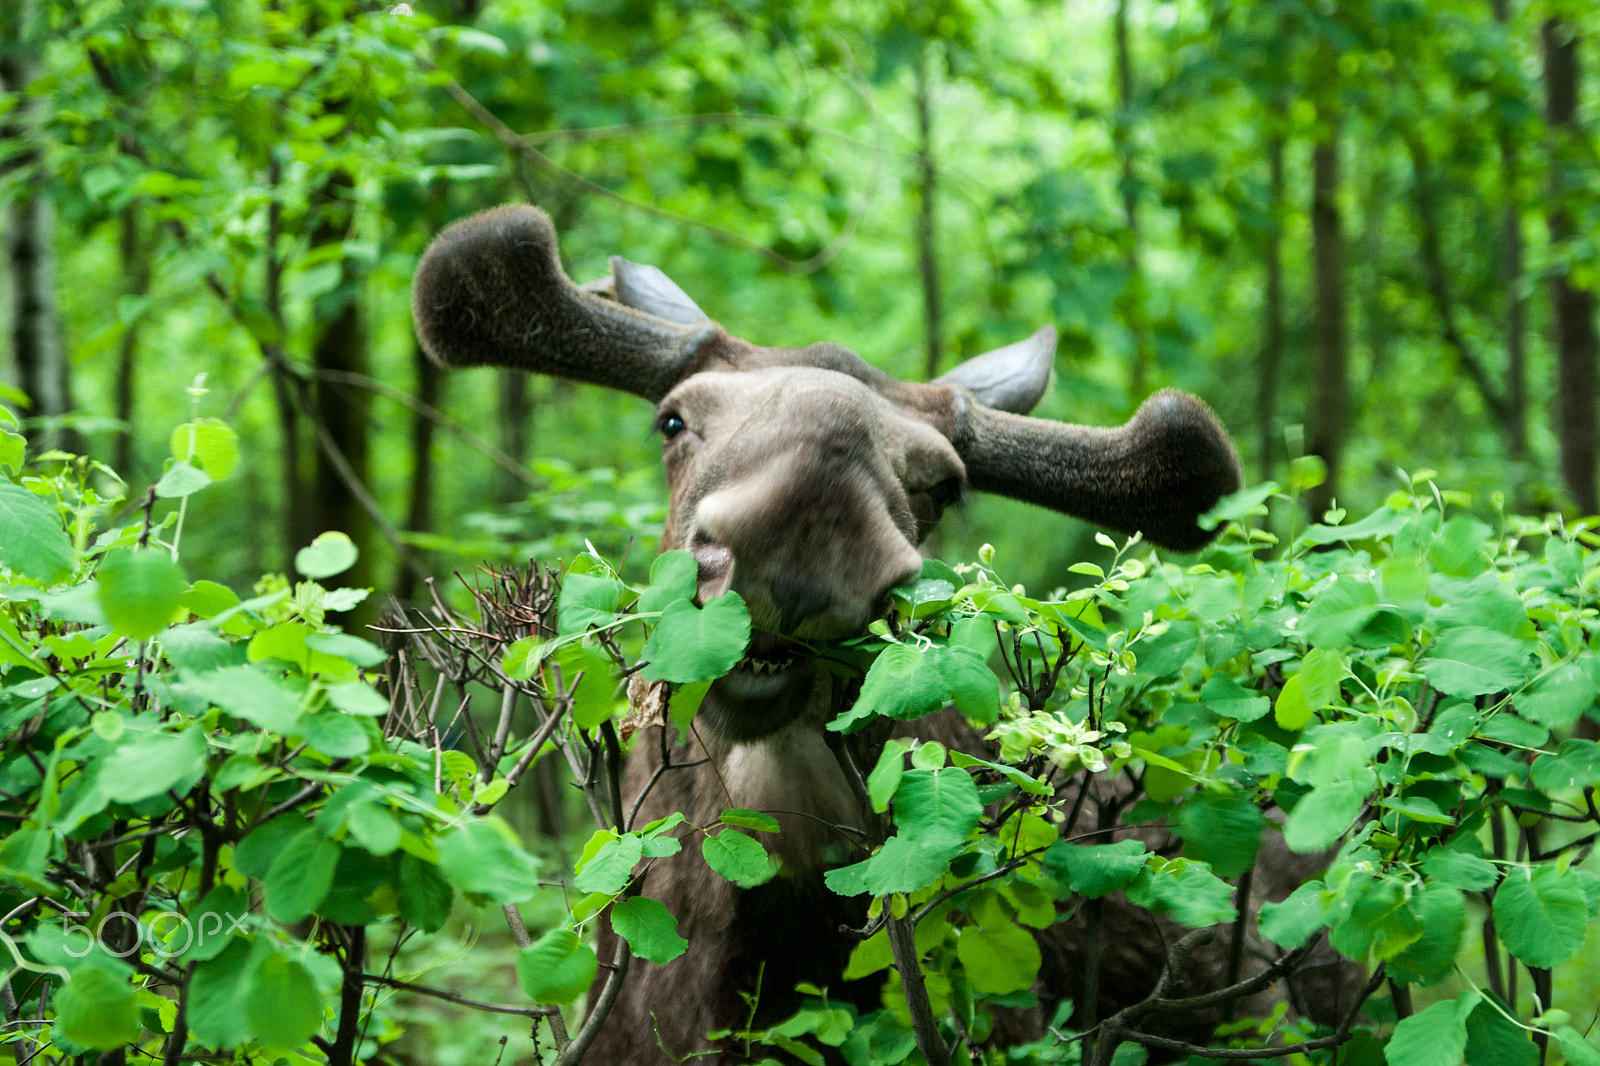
[1,422,1598,1066]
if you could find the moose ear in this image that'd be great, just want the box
[609,256,710,325]
[933,325,1056,414]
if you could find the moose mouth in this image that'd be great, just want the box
[701,632,818,739]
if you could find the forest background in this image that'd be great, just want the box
[6,0,1598,608]
[2,0,1600,1060]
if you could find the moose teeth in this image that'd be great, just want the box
[738,656,794,675]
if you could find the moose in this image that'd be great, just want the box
[412,204,1272,1063]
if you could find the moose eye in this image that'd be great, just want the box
[657,413,686,440]
[928,478,964,508]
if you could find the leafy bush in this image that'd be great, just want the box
[2,426,1599,1066]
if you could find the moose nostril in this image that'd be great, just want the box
[771,573,833,634]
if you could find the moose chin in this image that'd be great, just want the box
[409,203,1342,1064]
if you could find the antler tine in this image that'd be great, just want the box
[411,204,718,401]
[955,389,1242,553]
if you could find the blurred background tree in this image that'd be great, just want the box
[2,0,1596,604]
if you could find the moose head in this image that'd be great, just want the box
[413,205,1241,743]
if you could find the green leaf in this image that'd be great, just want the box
[233,816,306,879]
[517,929,599,1004]
[98,548,186,640]
[244,950,322,1048]
[669,678,711,734]
[1529,739,1600,793]
[1385,991,1479,1066]
[1388,884,1464,986]
[637,550,698,614]
[0,480,75,584]
[55,962,141,1049]
[437,819,542,903]
[180,886,249,962]
[1132,621,1200,678]
[831,643,947,731]
[1464,994,1537,1066]
[294,531,358,580]
[1518,659,1600,729]
[1275,648,1344,729]
[187,665,302,732]
[1259,881,1330,949]
[1420,847,1499,892]
[575,833,642,895]
[1491,865,1587,969]
[866,740,909,814]
[1124,862,1236,927]
[298,710,371,758]
[1175,788,1265,877]
[1430,515,1492,576]
[1420,627,1530,697]
[640,593,751,683]
[1556,1027,1600,1066]
[398,854,453,932]
[720,808,780,833]
[345,801,401,856]
[936,645,1001,723]
[1198,481,1277,530]
[1200,673,1269,722]
[1302,505,1407,545]
[154,461,211,498]
[702,828,775,888]
[1300,577,1379,649]
[891,768,981,849]
[163,623,236,672]
[327,681,388,716]
[957,920,1041,995]
[186,939,254,1047]
[1042,839,1148,899]
[1283,778,1369,853]
[561,644,621,730]
[263,827,339,923]
[558,571,626,636]
[304,632,386,667]
[100,725,207,804]
[611,896,689,964]
[169,418,239,479]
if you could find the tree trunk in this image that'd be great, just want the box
[114,205,151,481]
[915,40,944,381]
[496,370,533,504]
[1360,149,1393,390]
[1492,0,1527,468]
[396,343,443,603]
[1308,125,1347,521]
[308,171,377,603]
[1404,133,1511,430]
[0,1,77,454]
[1113,0,1151,397]
[1542,17,1597,514]
[1258,128,1284,483]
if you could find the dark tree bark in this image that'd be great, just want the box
[1358,146,1393,391]
[1113,0,1151,397]
[1308,125,1347,521]
[0,0,78,453]
[1258,128,1285,483]
[496,369,533,504]
[114,205,151,480]
[395,343,443,603]
[1542,17,1597,514]
[308,171,376,600]
[1404,132,1512,430]
[915,40,944,381]
[1491,0,1527,468]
